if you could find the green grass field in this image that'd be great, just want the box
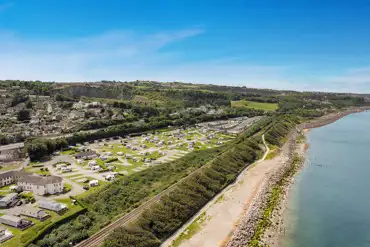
[1,199,83,247]
[231,100,278,111]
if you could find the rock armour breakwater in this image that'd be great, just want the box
[225,108,368,247]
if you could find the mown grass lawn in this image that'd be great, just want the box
[231,100,278,111]
[1,199,83,247]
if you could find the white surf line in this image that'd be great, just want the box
[161,134,269,247]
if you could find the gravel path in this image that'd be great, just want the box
[161,135,276,247]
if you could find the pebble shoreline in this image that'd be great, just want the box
[226,108,368,247]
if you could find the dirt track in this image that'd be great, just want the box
[161,134,292,247]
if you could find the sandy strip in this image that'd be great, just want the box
[162,135,289,247]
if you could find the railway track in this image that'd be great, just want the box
[75,119,269,247]
[74,151,224,247]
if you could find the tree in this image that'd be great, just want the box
[103,228,160,247]
[17,109,31,121]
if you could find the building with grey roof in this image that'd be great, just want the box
[0,171,63,196]
[0,193,18,208]
[0,215,32,229]
[14,206,50,221]
[38,200,67,212]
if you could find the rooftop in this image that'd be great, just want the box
[0,214,22,223]
[0,171,62,185]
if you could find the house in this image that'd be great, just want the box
[17,206,50,221]
[0,215,32,229]
[0,143,25,162]
[17,174,63,196]
[38,200,67,212]
[0,193,18,208]
[89,180,99,187]
[74,151,98,160]
[0,171,63,196]
[0,225,13,243]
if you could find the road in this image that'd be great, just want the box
[0,142,24,151]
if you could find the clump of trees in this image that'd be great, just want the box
[25,138,68,161]
[17,109,31,121]
[264,115,300,146]
[55,93,76,102]
[10,92,29,107]
[103,228,160,247]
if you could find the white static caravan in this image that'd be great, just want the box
[89,180,99,187]
[38,200,67,212]
[0,215,32,229]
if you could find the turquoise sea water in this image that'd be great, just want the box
[281,111,370,247]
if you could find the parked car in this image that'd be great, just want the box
[83,186,89,190]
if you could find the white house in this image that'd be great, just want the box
[17,174,63,196]
[0,171,63,196]
[38,200,67,212]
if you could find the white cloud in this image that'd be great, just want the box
[318,66,370,92]
[0,28,300,91]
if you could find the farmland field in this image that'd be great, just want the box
[231,100,278,111]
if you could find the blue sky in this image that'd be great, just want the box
[1,0,370,92]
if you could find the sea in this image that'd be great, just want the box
[281,111,370,247]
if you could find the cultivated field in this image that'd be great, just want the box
[231,100,278,111]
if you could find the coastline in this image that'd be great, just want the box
[226,107,369,247]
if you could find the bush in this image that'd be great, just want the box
[63,183,72,193]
